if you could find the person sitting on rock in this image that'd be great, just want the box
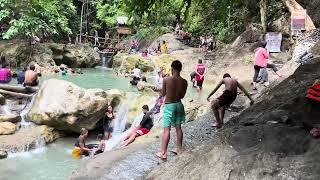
[132,65,141,80]
[207,73,254,129]
[0,62,12,84]
[122,105,153,147]
[17,66,27,84]
[72,128,92,159]
[24,64,39,86]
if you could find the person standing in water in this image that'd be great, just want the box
[24,64,39,86]
[195,59,207,92]
[156,60,188,160]
[207,73,254,129]
[72,128,92,159]
[104,105,115,140]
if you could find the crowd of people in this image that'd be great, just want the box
[71,36,292,160]
[0,56,40,86]
[199,34,216,52]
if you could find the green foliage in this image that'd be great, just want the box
[96,0,127,27]
[0,0,75,39]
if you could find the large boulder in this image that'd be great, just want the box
[48,43,100,68]
[231,25,264,48]
[27,79,108,133]
[269,15,290,36]
[113,53,154,74]
[0,122,16,135]
[0,114,21,123]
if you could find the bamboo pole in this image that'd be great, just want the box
[0,89,34,98]
[0,84,38,94]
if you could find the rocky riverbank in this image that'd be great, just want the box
[0,42,100,71]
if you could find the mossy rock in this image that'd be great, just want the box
[113,53,154,73]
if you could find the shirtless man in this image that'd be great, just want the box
[156,60,188,160]
[24,64,39,86]
[207,73,254,129]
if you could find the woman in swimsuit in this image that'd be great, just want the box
[104,105,115,140]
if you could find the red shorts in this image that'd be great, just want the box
[136,128,150,136]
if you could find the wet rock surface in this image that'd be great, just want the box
[0,114,21,123]
[70,96,246,179]
[0,125,60,153]
[0,150,7,159]
[147,58,320,180]
[0,122,16,135]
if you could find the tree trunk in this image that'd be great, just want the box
[260,0,267,32]
[282,0,316,31]
[0,84,38,94]
[0,89,34,98]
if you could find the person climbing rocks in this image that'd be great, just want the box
[161,41,169,54]
[156,60,188,160]
[104,105,116,140]
[24,64,39,87]
[17,66,27,84]
[0,60,12,84]
[122,105,153,147]
[207,73,254,129]
[252,42,282,90]
[72,128,92,159]
[195,59,207,92]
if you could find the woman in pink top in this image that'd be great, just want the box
[252,43,281,90]
[0,61,11,84]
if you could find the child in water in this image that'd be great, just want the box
[94,133,105,155]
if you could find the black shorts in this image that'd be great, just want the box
[218,90,237,107]
[197,80,204,88]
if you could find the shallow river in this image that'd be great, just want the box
[0,68,210,180]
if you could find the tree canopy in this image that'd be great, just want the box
[0,0,311,42]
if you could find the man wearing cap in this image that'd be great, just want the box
[122,105,153,147]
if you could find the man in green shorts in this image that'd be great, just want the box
[156,60,188,160]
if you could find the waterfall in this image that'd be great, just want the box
[19,95,36,129]
[1,104,12,114]
[111,103,129,136]
[102,56,106,67]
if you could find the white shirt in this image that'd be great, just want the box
[155,75,163,88]
[133,68,141,78]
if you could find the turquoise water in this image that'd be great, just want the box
[0,138,79,180]
[10,68,134,91]
[0,68,210,180]
[0,68,136,180]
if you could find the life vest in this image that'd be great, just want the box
[306,83,320,102]
[196,64,206,81]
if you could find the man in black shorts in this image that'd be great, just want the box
[207,73,254,129]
